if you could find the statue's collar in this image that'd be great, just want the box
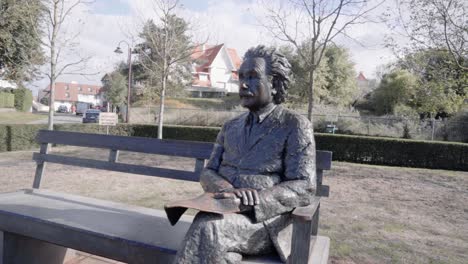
[250,103,277,124]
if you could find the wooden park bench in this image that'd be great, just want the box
[0,130,332,264]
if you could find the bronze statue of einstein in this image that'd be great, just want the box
[174,45,316,263]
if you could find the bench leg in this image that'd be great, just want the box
[0,231,67,264]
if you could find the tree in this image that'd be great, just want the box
[261,0,384,120]
[136,0,194,139]
[321,45,358,107]
[399,49,466,115]
[0,0,44,82]
[30,0,94,130]
[387,0,467,70]
[279,45,326,106]
[102,71,127,113]
[281,44,358,108]
[372,69,418,115]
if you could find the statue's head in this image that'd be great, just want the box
[238,45,291,111]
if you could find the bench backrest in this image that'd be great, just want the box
[33,130,331,196]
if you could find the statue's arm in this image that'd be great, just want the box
[199,125,235,193]
[253,118,316,222]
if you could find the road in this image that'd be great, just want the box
[28,113,83,124]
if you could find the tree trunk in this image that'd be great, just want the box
[47,78,55,130]
[307,69,315,121]
[157,75,167,139]
[47,2,58,131]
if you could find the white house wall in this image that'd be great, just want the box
[209,46,239,93]
[0,80,17,89]
[77,94,101,105]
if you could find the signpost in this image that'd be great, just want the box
[99,112,118,134]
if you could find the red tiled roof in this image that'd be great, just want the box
[192,44,224,73]
[44,82,102,102]
[231,71,239,81]
[191,44,242,88]
[227,48,241,69]
[357,72,367,81]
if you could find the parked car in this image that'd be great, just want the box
[57,105,68,113]
[82,109,101,123]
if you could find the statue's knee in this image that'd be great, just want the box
[193,212,223,230]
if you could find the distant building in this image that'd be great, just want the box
[356,71,375,95]
[0,79,17,89]
[0,67,17,89]
[188,44,242,97]
[38,82,104,111]
[357,71,368,86]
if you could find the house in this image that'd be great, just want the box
[188,44,242,97]
[39,82,104,111]
[0,67,17,89]
[0,79,17,89]
[356,71,375,96]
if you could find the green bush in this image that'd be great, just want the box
[12,88,33,112]
[0,126,8,152]
[0,92,15,108]
[0,124,466,171]
[315,133,468,171]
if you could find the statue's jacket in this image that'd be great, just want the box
[200,105,317,261]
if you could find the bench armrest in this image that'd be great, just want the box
[289,197,321,264]
[292,197,320,221]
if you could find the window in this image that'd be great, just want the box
[65,85,69,90]
[199,74,208,81]
[78,86,82,91]
[88,87,92,92]
[65,92,70,98]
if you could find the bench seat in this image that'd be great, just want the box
[0,188,329,264]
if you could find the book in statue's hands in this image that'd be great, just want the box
[164,192,242,225]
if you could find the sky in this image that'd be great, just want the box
[28,0,397,95]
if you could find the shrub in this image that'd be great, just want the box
[315,133,468,171]
[12,88,33,112]
[1,124,466,171]
[0,126,8,152]
[6,124,48,151]
[0,92,15,108]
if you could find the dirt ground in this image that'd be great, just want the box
[0,146,467,264]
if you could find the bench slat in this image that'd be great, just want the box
[33,153,200,182]
[36,130,213,160]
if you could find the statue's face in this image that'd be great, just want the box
[238,57,273,111]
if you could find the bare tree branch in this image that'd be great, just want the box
[259,0,385,119]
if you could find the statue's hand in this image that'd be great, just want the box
[233,188,260,206]
[213,192,237,199]
[213,190,259,206]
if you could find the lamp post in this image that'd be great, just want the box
[114,41,133,123]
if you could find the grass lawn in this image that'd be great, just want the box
[0,111,47,124]
[0,147,466,263]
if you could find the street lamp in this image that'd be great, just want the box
[114,40,134,123]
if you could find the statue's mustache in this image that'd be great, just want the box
[239,91,254,97]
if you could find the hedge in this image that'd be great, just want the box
[0,124,466,171]
[12,88,33,112]
[0,92,14,108]
[314,133,468,171]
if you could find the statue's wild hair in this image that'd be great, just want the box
[243,45,292,104]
